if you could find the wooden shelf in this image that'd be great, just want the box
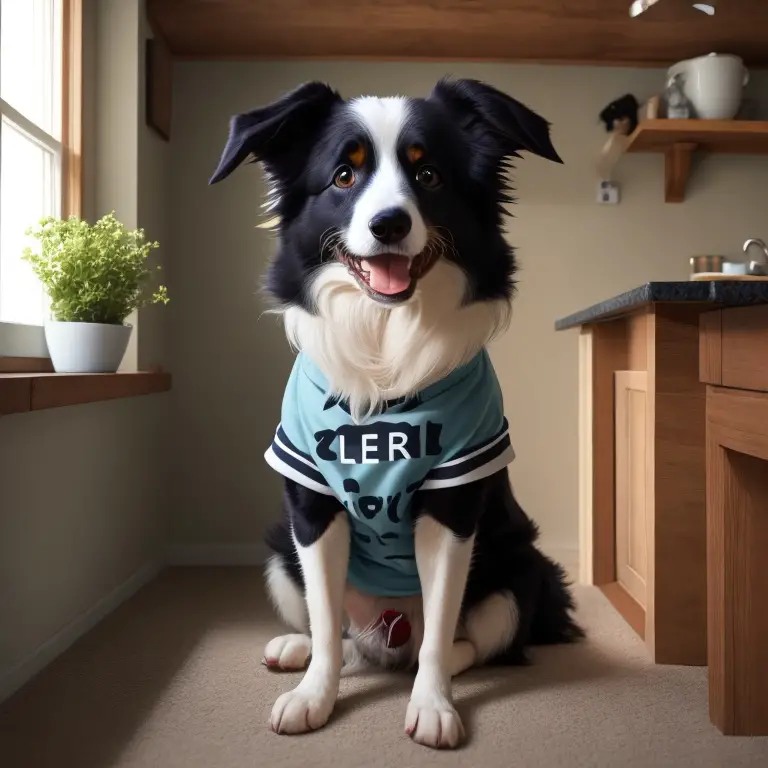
[0,371,171,416]
[626,120,768,203]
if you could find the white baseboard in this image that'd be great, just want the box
[167,542,270,566]
[0,560,161,704]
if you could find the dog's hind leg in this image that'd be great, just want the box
[265,554,308,632]
[449,640,476,677]
[464,591,520,664]
[263,554,312,670]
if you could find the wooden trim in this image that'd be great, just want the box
[721,305,768,393]
[664,142,696,203]
[600,582,645,640]
[699,310,722,385]
[145,36,173,141]
[650,305,707,666]
[0,372,171,416]
[707,386,768,735]
[61,0,83,218]
[578,328,594,585]
[0,357,54,373]
[590,321,629,585]
[614,370,649,610]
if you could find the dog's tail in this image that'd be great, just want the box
[528,549,585,646]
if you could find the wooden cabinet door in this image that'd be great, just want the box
[615,370,649,608]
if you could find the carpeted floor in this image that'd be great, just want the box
[1,568,767,768]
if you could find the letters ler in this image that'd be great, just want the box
[314,421,443,464]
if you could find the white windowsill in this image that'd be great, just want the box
[0,321,48,358]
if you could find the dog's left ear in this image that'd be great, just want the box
[209,81,343,184]
[428,78,562,164]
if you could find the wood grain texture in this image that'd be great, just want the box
[0,377,32,415]
[146,0,768,65]
[0,357,54,373]
[707,386,768,735]
[650,305,707,665]
[699,310,722,385]
[599,582,645,641]
[628,120,768,155]
[590,321,629,585]
[663,142,695,203]
[0,372,171,416]
[614,370,649,609]
[720,305,768,392]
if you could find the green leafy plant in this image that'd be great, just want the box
[22,212,169,325]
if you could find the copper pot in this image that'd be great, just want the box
[690,255,726,273]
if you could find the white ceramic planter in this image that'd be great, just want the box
[44,321,132,373]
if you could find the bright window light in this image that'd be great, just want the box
[0,0,62,327]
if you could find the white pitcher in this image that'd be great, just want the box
[667,53,749,120]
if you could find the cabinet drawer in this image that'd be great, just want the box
[700,306,768,392]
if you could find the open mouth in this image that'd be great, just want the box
[336,249,438,304]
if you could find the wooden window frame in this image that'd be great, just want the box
[0,0,82,372]
[61,0,83,219]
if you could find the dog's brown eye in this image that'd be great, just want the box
[334,165,355,188]
[416,165,441,189]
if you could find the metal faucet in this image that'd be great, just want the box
[743,238,768,276]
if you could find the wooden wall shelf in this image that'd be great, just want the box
[626,120,768,203]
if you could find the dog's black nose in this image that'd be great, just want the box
[369,208,412,244]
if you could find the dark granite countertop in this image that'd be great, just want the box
[555,280,768,331]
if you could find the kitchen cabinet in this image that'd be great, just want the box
[700,304,768,735]
[557,281,768,665]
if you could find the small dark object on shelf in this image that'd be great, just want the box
[599,94,639,135]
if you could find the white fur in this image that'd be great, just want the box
[283,259,510,422]
[270,514,349,735]
[406,515,475,749]
[346,97,428,258]
[264,555,308,631]
[264,634,312,670]
[464,591,520,663]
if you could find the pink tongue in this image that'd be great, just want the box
[366,255,412,295]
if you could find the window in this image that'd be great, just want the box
[0,0,80,358]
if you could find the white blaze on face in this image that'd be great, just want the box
[345,96,428,258]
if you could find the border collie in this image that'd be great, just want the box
[210,78,583,750]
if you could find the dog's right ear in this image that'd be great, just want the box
[209,82,342,184]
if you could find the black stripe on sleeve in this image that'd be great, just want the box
[426,434,512,481]
[276,425,315,464]
[271,441,328,487]
[446,418,509,462]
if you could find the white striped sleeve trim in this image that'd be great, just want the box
[420,443,516,490]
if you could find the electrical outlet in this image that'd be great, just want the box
[597,180,620,205]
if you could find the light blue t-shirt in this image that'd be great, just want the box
[265,350,515,597]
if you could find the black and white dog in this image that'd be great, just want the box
[210,78,583,749]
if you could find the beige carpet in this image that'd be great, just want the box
[1,568,767,768]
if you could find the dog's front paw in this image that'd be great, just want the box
[405,692,465,749]
[270,676,336,734]
[263,634,311,671]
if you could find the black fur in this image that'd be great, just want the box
[267,470,583,664]
[213,78,583,664]
[210,78,561,308]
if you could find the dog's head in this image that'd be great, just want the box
[210,79,561,310]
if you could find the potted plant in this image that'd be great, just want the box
[23,211,169,373]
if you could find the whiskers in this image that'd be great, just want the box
[318,228,343,264]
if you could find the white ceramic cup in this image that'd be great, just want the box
[723,261,748,276]
[668,53,749,120]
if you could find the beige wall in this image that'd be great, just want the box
[0,0,170,700]
[169,61,768,565]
